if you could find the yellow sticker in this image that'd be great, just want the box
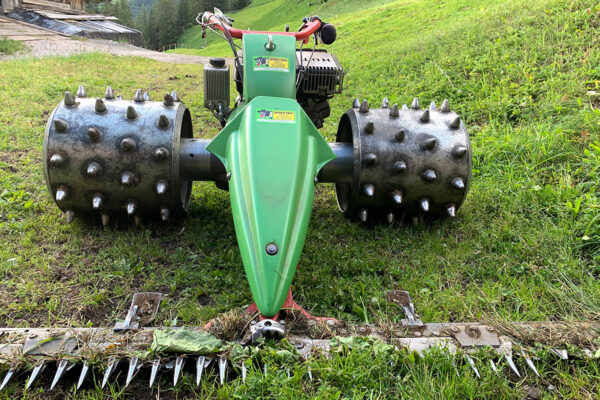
[273,111,295,121]
[256,109,296,123]
[253,56,289,72]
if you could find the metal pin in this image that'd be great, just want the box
[117,95,123,100]
[365,153,378,166]
[218,356,227,386]
[121,171,137,186]
[143,91,151,101]
[76,85,87,98]
[0,368,15,391]
[419,198,430,212]
[286,369,290,378]
[56,186,69,201]
[64,91,76,107]
[364,121,374,134]
[363,184,375,197]
[54,119,68,133]
[429,101,436,111]
[424,137,437,150]
[105,86,115,99]
[446,204,456,218]
[381,97,390,108]
[101,213,110,226]
[149,358,160,388]
[49,153,65,167]
[158,115,170,129]
[449,116,461,129]
[451,177,465,190]
[392,190,403,205]
[389,104,399,118]
[386,212,395,224]
[352,98,360,108]
[550,348,568,360]
[102,358,119,389]
[95,98,107,114]
[504,354,521,378]
[174,356,185,386]
[453,146,468,159]
[65,210,75,223]
[393,161,407,174]
[422,169,437,182]
[156,180,168,195]
[25,362,46,390]
[125,357,139,388]
[359,100,369,113]
[394,130,405,142]
[121,138,136,152]
[264,364,268,377]
[160,207,170,221]
[402,104,408,110]
[359,209,368,222]
[490,359,498,375]
[154,147,169,161]
[419,109,430,123]
[126,200,137,216]
[171,91,180,102]
[87,162,102,177]
[88,127,102,142]
[134,89,144,102]
[164,93,174,107]
[307,368,313,381]
[410,97,420,110]
[522,351,540,378]
[50,359,69,390]
[465,355,480,379]
[76,362,89,391]
[126,105,138,120]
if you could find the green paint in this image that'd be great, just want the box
[207,96,335,317]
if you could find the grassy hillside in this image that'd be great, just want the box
[0,0,599,398]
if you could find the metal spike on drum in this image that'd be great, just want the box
[50,359,69,390]
[126,356,140,388]
[219,356,228,386]
[522,350,540,378]
[504,354,521,378]
[490,359,498,375]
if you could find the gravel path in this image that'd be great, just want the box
[1,37,230,64]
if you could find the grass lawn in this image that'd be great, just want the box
[0,38,25,55]
[1,0,600,398]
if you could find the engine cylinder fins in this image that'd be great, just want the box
[334,99,472,223]
[43,93,194,225]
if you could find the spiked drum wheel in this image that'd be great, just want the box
[336,98,472,223]
[43,88,193,225]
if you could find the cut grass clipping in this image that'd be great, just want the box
[0,0,599,398]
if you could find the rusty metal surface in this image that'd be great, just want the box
[335,99,471,221]
[43,92,193,223]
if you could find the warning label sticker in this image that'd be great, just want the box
[256,109,296,123]
[253,56,289,72]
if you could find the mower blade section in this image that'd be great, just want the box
[149,358,160,388]
[241,363,247,384]
[490,360,498,375]
[50,359,69,390]
[218,357,227,385]
[522,351,540,378]
[196,356,206,386]
[76,363,89,391]
[126,357,140,388]
[0,368,15,391]
[465,355,480,379]
[551,348,568,360]
[207,97,335,317]
[174,356,186,386]
[26,362,46,390]
[102,358,119,389]
[504,354,521,378]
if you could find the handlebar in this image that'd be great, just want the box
[201,11,322,43]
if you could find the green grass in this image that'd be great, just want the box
[0,38,25,55]
[1,0,600,397]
